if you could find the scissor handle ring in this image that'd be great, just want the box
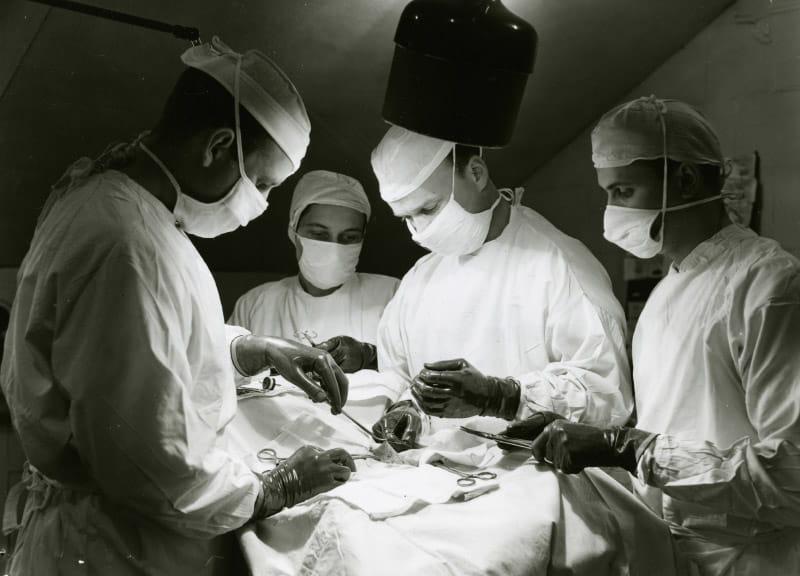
[475,471,497,480]
[457,477,477,487]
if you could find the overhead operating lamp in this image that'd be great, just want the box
[382,0,537,147]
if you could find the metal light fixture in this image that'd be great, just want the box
[382,0,537,147]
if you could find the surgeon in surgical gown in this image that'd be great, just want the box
[0,38,355,575]
[369,126,633,449]
[522,96,800,575]
[230,170,399,373]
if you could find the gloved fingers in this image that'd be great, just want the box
[398,415,418,446]
[330,464,353,483]
[531,424,554,464]
[417,369,462,387]
[288,368,329,404]
[333,360,349,407]
[504,412,562,439]
[326,448,357,472]
[410,386,448,416]
[314,337,340,353]
[411,379,453,399]
[312,354,344,413]
[422,358,468,372]
[372,417,388,439]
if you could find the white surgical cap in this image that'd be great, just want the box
[591,96,724,169]
[288,170,370,242]
[181,36,311,170]
[371,126,455,202]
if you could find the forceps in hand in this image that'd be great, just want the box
[433,461,497,487]
[257,447,287,467]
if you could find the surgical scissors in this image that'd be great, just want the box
[433,461,497,487]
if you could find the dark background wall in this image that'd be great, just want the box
[0,0,732,296]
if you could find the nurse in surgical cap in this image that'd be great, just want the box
[230,170,399,373]
[1,37,354,575]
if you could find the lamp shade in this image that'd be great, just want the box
[382,0,537,148]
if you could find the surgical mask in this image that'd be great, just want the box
[603,195,722,259]
[140,57,268,238]
[602,101,723,258]
[295,233,362,290]
[408,149,501,256]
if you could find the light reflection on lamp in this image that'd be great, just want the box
[382,0,537,147]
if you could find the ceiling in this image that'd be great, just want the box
[0,0,732,275]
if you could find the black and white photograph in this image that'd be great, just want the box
[1,0,799,574]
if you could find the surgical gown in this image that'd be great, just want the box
[633,224,800,575]
[378,204,633,431]
[229,273,399,344]
[0,170,260,574]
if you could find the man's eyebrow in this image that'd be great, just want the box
[394,199,438,218]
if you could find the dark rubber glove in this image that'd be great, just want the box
[253,446,356,519]
[234,335,348,413]
[371,400,422,452]
[532,420,657,475]
[315,336,377,373]
[410,358,520,420]
[497,411,564,450]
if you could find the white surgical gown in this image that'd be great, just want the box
[0,170,260,574]
[229,273,399,344]
[378,204,632,431]
[633,224,800,575]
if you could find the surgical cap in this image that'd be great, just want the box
[181,37,311,170]
[288,170,371,241]
[591,96,724,169]
[371,126,455,202]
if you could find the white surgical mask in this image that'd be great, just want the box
[295,233,362,290]
[408,149,501,256]
[140,56,268,238]
[602,103,723,258]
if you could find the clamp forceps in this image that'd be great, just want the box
[433,461,497,487]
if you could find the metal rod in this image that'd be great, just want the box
[28,0,200,41]
[340,408,376,440]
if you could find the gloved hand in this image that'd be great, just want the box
[410,359,521,420]
[371,400,422,452]
[253,446,356,519]
[532,421,657,475]
[315,336,377,373]
[234,335,348,413]
[497,411,564,451]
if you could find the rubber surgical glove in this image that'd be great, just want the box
[315,335,377,373]
[532,420,658,475]
[410,359,521,420]
[497,411,565,451]
[372,400,422,452]
[253,446,356,519]
[234,335,349,413]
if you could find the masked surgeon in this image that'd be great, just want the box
[369,126,633,450]
[230,170,399,373]
[521,96,800,575]
[0,38,355,575]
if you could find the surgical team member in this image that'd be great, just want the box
[0,38,354,575]
[230,170,399,373]
[521,97,800,575]
[370,126,633,450]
